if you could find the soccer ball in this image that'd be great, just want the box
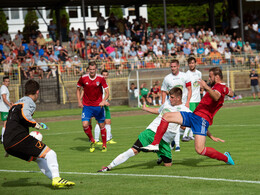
[30,131,43,141]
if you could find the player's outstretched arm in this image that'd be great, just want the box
[207,130,225,142]
[142,102,159,114]
[35,122,49,130]
[198,79,220,101]
[227,88,234,97]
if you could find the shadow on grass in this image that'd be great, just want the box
[70,146,88,151]
[2,178,51,189]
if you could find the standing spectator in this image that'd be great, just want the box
[230,11,240,35]
[13,34,22,48]
[0,77,12,143]
[61,14,68,41]
[249,69,260,99]
[48,20,56,41]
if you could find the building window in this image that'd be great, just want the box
[81,6,89,17]
[10,8,19,19]
[3,9,9,20]
[105,6,110,17]
[91,6,99,18]
[22,9,28,20]
[46,9,52,19]
[128,7,135,16]
[68,6,78,18]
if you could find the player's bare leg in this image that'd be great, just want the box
[141,112,183,151]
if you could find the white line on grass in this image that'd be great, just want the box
[0,169,259,184]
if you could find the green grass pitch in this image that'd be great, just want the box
[0,105,260,194]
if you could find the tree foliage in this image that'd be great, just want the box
[23,9,39,42]
[147,3,223,28]
[110,5,123,19]
[0,9,8,34]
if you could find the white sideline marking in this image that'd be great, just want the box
[0,169,259,184]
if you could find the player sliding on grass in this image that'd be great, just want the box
[77,62,109,152]
[3,80,75,188]
[141,67,235,165]
[97,87,191,172]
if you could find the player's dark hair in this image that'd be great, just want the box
[25,80,40,95]
[209,67,223,80]
[101,69,108,75]
[169,87,182,98]
[170,59,179,65]
[3,76,9,81]
[188,57,196,64]
[88,61,96,68]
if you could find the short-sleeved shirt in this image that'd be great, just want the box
[140,87,149,96]
[194,83,230,125]
[250,73,258,86]
[0,85,10,112]
[77,74,108,106]
[161,72,191,103]
[146,100,191,143]
[186,69,202,103]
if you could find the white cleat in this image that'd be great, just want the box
[140,144,159,152]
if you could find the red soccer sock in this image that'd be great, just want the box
[84,126,95,143]
[200,147,228,162]
[101,127,107,147]
[151,118,169,145]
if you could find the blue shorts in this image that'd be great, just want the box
[82,106,105,123]
[180,111,209,136]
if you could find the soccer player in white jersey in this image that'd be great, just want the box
[0,77,12,143]
[161,59,192,151]
[97,87,191,172]
[94,69,116,145]
[182,57,202,142]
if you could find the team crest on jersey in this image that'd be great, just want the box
[96,82,100,86]
[193,81,200,87]
[85,82,88,85]
[161,108,171,115]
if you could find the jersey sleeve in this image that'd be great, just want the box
[101,77,108,89]
[214,84,229,96]
[77,76,83,88]
[161,77,167,91]
[158,103,165,113]
[1,86,8,95]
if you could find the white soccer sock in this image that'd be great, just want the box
[159,100,162,105]
[35,158,52,179]
[1,127,5,142]
[105,124,112,141]
[153,100,156,105]
[44,150,60,179]
[94,124,100,142]
[108,148,135,169]
[174,130,180,147]
[183,127,189,137]
[189,129,193,137]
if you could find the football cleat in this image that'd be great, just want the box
[224,152,235,165]
[90,141,96,153]
[175,146,180,152]
[157,158,163,165]
[52,177,75,188]
[97,166,110,172]
[96,141,103,145]
[101,146,107,152]
[107,139,117,144]
[140,144,159,152]
[181,136,191,142]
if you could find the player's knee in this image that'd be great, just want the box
[131,147,139,155]
[195,147,204,155]
[45,149,57,159]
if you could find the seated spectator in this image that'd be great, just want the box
[224,47,232,65]
[45,34,54,46]
[1,55,14,76]
[33,52,41,65]
[183,44,191,56]
[65,57,73,75]
[129,47,139,70]
[109,47,122,59]
[145,52,155,68]
[28,40,37,55]
[113,53,123,75]
[140,82,152,105]
[18,46,26,62]
[229,39,241,52]
[150,84,162,105]
[13,34,22,48]
[72,56,83,76]
[37,56,50,79]
[36,33,46,46]
[244,41,253,54]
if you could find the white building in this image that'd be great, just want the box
[3,6,148,39]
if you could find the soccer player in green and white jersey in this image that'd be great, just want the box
[94,69,116,144]
[182,57,202,142]
[0,77,12,143]
[97,87,191,172]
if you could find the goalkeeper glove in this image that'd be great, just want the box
[35,122,49,130]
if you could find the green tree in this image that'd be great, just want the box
[0,9,8,34]
[23,9,39,42]
[148,3,223,29]
[110,5,123,19]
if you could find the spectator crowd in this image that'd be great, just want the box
[0,10,260,79]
